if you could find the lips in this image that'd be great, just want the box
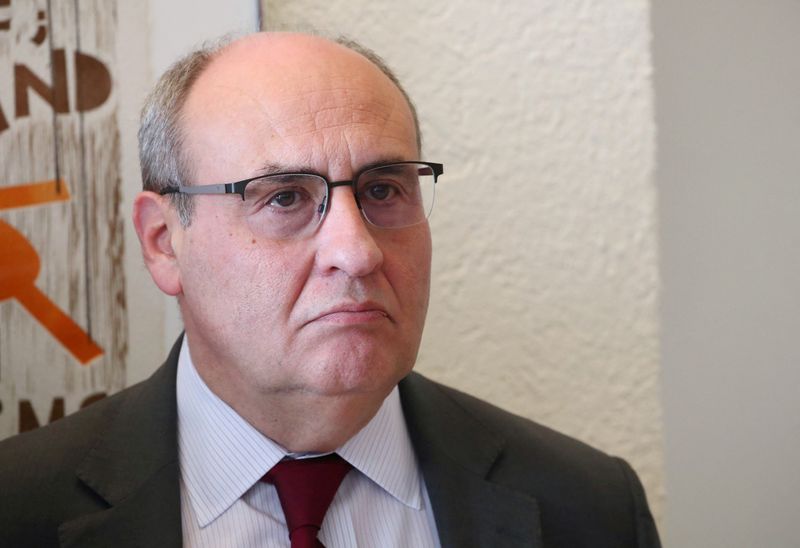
[307,302,390,325]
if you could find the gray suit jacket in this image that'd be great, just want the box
[0,339,660,547]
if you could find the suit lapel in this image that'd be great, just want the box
[58,338,184,548]
[399,373,543,548]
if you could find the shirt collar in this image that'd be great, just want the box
[176,339,423,528]
[339,382,423,510]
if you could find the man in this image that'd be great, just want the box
[0,32,660,547]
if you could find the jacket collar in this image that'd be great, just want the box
[58,337,184,548]
[56,340,542,547]
[399,372,543,548]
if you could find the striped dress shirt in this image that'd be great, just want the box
[176,341,441,547]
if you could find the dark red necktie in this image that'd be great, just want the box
[262,454,352,548]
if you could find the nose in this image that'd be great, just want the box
[313,186,383,277]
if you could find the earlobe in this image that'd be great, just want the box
[132,191,183,296]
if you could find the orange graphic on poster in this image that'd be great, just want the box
[0,180,103,364]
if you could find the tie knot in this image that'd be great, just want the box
[262,453,352,548]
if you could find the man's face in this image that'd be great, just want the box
[170,36,431,404]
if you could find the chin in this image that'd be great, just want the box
[306,349,414,397]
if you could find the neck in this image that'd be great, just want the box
[187,355,389,452]
[180,325,396,452]
[226,389,388,453]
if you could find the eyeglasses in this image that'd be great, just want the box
[161,161,443,240]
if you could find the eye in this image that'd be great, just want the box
[268,190,302,208]
[365,183,397,201]
[243,175,325,213]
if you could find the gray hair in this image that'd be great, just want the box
[137,37,229,224]
[137,33,422,226]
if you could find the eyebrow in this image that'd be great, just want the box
[255,157,412,179]
[255,163,319,177]
[356,157,410,174]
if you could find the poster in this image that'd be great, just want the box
[0,0,125,438]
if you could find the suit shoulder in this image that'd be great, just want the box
[0,384,143,546]
[400,372,661,546]
[400,372,645,515]
[0,381,143,479]
[404,371,614,465]
[0,346,179,469]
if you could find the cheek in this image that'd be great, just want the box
[385,228,432,312]
[225,238,318,330]
[247,239,317,297]
[177,236,244,326]
[178,220,261,301]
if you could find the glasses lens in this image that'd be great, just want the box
[355,163,436,228]
[242,174,327,239]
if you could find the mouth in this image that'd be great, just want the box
[308,302,391,326]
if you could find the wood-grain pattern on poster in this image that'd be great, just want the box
[0,0,125,438]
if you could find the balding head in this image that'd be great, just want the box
[138,32,421,224]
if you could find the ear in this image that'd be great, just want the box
[133,191,183,296]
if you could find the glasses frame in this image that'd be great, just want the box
[159,161,443,234]
[161,159,442,197]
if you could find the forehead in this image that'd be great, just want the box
[180,35,418,178]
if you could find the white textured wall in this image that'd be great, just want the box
[265,0,664,525]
